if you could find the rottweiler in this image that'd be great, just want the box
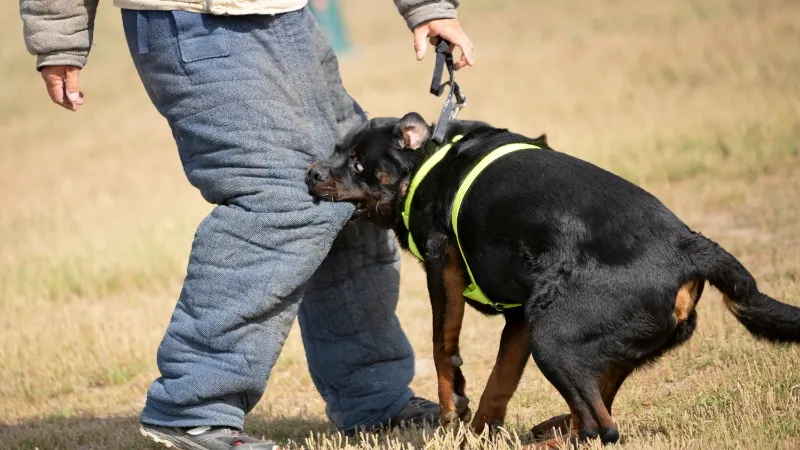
[305,112,800,447]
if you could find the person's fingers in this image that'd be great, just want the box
[41,66,84,111]
[450,34,475,67]
[429,22,474,68]
[413,26,429,61]
[64,67,83,108]
[454,54,469,71]
[414,20,475,67]
[42,68,70,110]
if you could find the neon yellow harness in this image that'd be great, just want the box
[401,136,540,311]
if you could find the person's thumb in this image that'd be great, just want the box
[65,67,81,103]
[413,26,428,61]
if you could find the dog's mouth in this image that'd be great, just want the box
[347,193,399,227]
[312,188,371,215]
[308,182,351,203]
[308,180,390,221]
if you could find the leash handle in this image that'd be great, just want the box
[429,39,452,96]
[430,38,467,144]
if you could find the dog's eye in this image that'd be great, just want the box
[353,161,364,173]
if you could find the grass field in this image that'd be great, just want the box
[2,0,799,448]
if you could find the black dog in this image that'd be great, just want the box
[306,113,800,447]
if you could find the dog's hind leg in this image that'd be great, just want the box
[529,365,631,443]
[530,414,571,441]
[526,293,628,446]
[596,280,702,416]
[526,277,692,446]
[471,311,530,435]
[528,331,620,446]
[597,365,635,415]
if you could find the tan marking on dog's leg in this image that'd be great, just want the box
[674,280,700,323]
[433,246,469,426]
[471,315,530,434]
[597,365,633,414]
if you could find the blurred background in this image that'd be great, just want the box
[2,0,799,448]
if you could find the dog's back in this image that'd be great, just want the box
[433,128,691,307]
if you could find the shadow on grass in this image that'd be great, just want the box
[0,413,337,450]
[0,414,541,449]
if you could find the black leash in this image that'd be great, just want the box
[429,39,467,145]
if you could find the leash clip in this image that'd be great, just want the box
[430,39,467,145]
[450,83,467,121]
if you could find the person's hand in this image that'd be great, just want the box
[412,18,475,70]
[40,65,84,111]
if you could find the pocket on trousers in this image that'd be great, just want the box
[171,10,236,84]
[172,10,230,62]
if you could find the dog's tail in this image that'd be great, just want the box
[682,232,800,343]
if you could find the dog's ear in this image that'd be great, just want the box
[394,112,430,150]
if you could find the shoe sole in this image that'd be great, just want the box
[139,424,280,450]
[140,425,177,448]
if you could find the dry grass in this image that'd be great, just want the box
[2,0,800,448]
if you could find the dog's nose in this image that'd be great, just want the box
[308,165,330,182]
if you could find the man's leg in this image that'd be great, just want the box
[300,225,416,432]
[296,21,420,433]
[121,8,367,430]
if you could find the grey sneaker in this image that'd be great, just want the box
[139,424,279,449]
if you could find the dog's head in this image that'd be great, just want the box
[306,112,431,227]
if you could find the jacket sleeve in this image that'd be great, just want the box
[394,0,459,30]
[19,0,100,70]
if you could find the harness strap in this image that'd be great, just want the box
[403,136,540,311]
[451,143,540,310]
[402,135,464,260]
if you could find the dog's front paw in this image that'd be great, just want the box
[471,416,505,436]
[449,393,472,423]
[453,392,470,412]
[453,392,472,421]
[440,410,460,430]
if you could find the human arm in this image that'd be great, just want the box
[19,0,99,110]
